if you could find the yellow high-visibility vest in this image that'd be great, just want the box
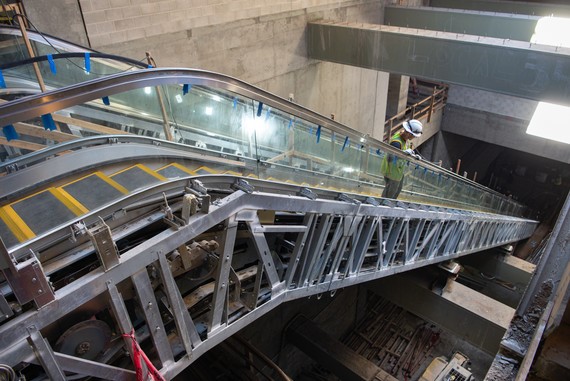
[381,132,408,181]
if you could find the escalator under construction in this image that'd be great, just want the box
[0,31,538,380]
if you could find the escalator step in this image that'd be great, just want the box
[62,174,126,210]
[0,217,19,248]
[110,165,164,191]
[157,164,194,178]
[11,191,77,235]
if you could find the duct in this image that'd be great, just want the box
[384,6,538,42]
[307,21,570,106]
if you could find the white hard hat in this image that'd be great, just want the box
[403,119,423,137]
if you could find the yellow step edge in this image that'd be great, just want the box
[0,206,35,242]
[49,188,89,216]
[194,166,218,174]
[62,172,129,195]
[157,163,196,176]
[110,164,168,181]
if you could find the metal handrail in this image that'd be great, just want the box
[384,85,448,140]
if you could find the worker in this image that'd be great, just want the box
[381,119,423,199]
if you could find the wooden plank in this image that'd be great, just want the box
[14,122,77,142]
[51,114,132,135]
[0,137,45,151]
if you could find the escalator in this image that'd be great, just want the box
[0,33,538,380]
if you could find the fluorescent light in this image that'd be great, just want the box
[527,102,570,144]
[144,87,152,95]
[205,106,213,115]
[531,17,570,48]
[175,94,183,103]
[212,95,221,102]
[344,167,354,173]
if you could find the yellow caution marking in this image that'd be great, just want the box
[113,164,168,181]
[49,188,89,216]
[157,163,196,176]
[194,166,217,175]
[95,172,130,194]
[0,206,35,241]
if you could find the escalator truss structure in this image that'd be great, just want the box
[0,35,538,378]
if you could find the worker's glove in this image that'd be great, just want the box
[404,148,420,159]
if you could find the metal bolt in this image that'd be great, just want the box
[148,302,153,308]
[155,326,160,332]
[76,341,91,355]
[31,277,37,283]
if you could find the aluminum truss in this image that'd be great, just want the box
[0,178,537,380]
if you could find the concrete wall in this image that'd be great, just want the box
[74,0,389,139]
[22,0,90,46]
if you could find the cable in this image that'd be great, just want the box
[0,364,17,381]
[11,13,148,76]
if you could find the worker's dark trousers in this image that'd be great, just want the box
[382,177,403,199]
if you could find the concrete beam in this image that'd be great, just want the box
[286,315,398,381]
[458,252,535,309]
[442,104,570,164]
[431,0,570,18]
[369,274,515,354]
[385,6,539,41]
[308,21,570,105]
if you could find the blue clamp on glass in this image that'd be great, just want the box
[341,136,349,152]
[316,125,321,143]
[47,54,56,74]
[84,52,91,73]
[256,102,263,117]
[41,114,56,131]
[0,69,6,89]
[3,125,19,141]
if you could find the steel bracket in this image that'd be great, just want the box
[3,258,55,308]
[87,219,120,271]
[299,187,317,200]
[231,178,254,193]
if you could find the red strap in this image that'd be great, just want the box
[123,330,166,381]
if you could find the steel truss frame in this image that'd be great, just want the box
[0,181,536,380]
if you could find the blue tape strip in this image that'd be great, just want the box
[102,96,110,106]
[0,69,5,88]
[342,136,349,152]
[183,84,191,95]
[316,125,321,143]
[3,125,19,141]
[147,64,153,69]
[256,102,263,117]
[47,54,56,74]
[288,118,293,129]
[84,52,91,73]
[233,97,238,108]
[376,148,381,155]
[41,114,56,131]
